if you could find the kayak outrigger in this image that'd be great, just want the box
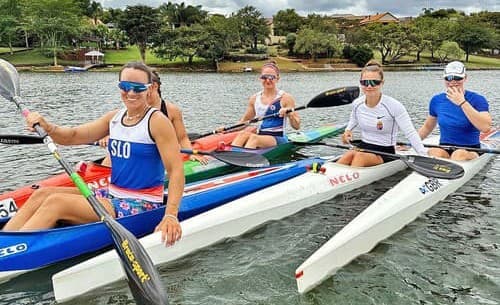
[0,157,323,284]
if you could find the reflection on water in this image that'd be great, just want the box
[0,70,498,305]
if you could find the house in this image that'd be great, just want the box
[359,12,399,26]
[264,17,286,45]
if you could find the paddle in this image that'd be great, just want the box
[296,141,465,179]
[0,134,44,144]
[181,149,269,167]
[0,59,168,305]
[396,142,500,155]
[192,86,360,140]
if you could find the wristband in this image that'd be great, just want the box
[459,100,467,107]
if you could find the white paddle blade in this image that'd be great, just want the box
[0,59,20,100]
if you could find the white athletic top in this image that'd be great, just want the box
[346,94,427,155]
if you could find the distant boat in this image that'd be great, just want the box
[243,66,253,72]
[64,66,87,73]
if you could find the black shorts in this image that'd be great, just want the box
[357,141,396,163]
[440,143,481,156]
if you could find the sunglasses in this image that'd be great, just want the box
[359,79,382,87]
[260,74,278,81]
[444,75,464,82]
[118,81,151,93]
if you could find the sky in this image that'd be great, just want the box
[96,0,499,17]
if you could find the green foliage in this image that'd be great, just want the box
[118,5,160,62]
[363,23,413,64]
[286,33,296,55]
[343,44,373,67]
[436,41,464,62]
[453,19,495,62]
[294,27,341,61]
[234,5,270,50]
[158,2,208,28]
[273,9,303,36]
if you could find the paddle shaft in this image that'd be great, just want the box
[397,141,500,154]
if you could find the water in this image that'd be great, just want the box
[0,70,498,304]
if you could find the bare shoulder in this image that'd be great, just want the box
[281,92,296,106]
[166,102,182,117]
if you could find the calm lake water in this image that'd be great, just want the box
[0,70,498,305]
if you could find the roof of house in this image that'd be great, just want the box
[359,12,399,25]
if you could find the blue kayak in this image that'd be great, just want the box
[0,157,324,282]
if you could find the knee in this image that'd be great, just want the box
[428,148,449,158]
[451,149,477,161]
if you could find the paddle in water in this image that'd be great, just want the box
[192,86,360,140]
[0,59,169,305]
[296,141,465,180]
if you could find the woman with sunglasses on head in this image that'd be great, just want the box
[100,69,208,165]
[3,62,184,246]
[337,60,427,167]
[418,61,491,161]
[230,60,300,149]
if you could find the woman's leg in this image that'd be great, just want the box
[20,193,116,231]
[427,147,450,158]
[336,150,356,165]
[231,130,255,147]
[3,187,80,231]
[451,149,479,161]
[244,134,277,149]
[350,151,383,167]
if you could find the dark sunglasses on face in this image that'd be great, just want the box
[260,74,278,81]
[359,79,382,87]
[444,75,464,82]
[118,81,151,93]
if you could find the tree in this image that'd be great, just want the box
[294,27,341,61]
[435,41,464,63]
[159,2,207,28]
[286,33,296,55]
[234,6,270,51]
[29,0,85,66]
[363,23,413,64]
[118,5,160,62]
[0,0,22,54]
[273,9,303,36]
[454,19,494,62]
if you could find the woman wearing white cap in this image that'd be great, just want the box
[419,61,492,160]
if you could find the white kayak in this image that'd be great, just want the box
[52,157,407,302]
[295,129,499,294]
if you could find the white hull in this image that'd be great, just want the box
[53,159,406,302]
[295,131,499,294]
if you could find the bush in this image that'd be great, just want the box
[342,44,373,67]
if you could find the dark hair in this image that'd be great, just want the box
[361,60,384,80]
[262,60,280,75]
[119,61,153,83]
[151,69,162,97]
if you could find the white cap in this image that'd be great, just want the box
[444,61,466,78]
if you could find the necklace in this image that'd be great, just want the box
[125,105,149,121]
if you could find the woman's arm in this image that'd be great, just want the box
[280,93,300,130]
[418,115,437,140]
[26,111,116,145]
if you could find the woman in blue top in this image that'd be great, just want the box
[419,61,492,160]
[3,62,184,245]
[231,61,301,149]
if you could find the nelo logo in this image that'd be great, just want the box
[87,177,111,189]
[329,172,360,186]
[0,243,28,258]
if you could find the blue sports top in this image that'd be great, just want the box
[108,107,164,202]
[255,90,287,137]
[429,90,489,145]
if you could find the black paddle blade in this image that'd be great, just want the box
[211,150,270,168]
[0,59,20,100]
[0,134,44,144]
[306,86,360,108]
[405,156,464,180]
[105,217,169,305]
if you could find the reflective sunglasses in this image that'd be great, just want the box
[444,75,464,82]
[359,79,382,87]
[260,74,278,81]
[118,81,151,93]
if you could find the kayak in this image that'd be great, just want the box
[52,154,407,302]
[0,124,345,223]
[0,131,243,222]
[183,123,346,183]
[294,129,499,294]
[0,157,322,284]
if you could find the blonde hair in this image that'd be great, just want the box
[361,60,384,80]
[262,60,280,75]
